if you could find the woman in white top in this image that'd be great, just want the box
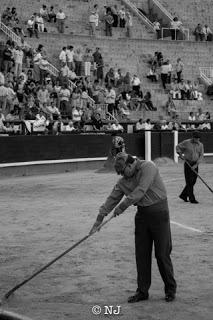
[119,6,126,28]
[170,17,182,40]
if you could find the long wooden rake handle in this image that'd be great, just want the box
[3,215,114,301]
[185,160,213,194]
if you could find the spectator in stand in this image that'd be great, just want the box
[72,105,82,127]
[170,17,182,40]
[131,74,141,96]
[1,8,12,25]
[143,118,152,130]
[64,120,76,132]
[119,6,126,28]
[135,118,145,131]
[39,51,49,84]
[160,61,172,90]
[66,45,75,71]
[33,45,43,82]
[175,58,184,83]
[153,20,161,39]
[5,82,16,114]
[178,79,187,99]
[37,85,49,108]
[185,80,193,100]
[170,79,181,99]
[60,62,69,85]
[59,84,71,116]
[59,47,67,66]
[93,47,104,84]
[105,68,115,87]
[123,72,131,92]
[105,85,116,115]
[40,5,49,21]
[188,111,196,130]
[104,8,114,36]
[111,5,118,27]
[83,48,94,77]
[0,82,8,114]
[56,9,66,33]
[46,100,61,120]
[193,24,204,41]
[2,42,13,74]
[192,80,202,100]
[48,6,56,23]
[35,13,45,33]
[126,12,133,38]
[74,48,83,77]
[196,108,205,121]
[143,91,157,111]
[91,112,103,131]
[89,4,99,36]
[147,66,158,82]
[166,94,177,118]
[203,24,213,41]
[198,112,211,131]
[27,15,39,38]
[111,119,124,132]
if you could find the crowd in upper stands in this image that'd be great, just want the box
[0,4,212,135]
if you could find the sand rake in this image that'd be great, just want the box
[185,160,213,194]
[1,215,114,304]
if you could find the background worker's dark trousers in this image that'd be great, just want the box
[180,162,198,201]
[135,200,176,295]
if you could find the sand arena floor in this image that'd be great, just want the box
[0,163,212,320]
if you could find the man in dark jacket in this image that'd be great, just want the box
[90,152,177,303]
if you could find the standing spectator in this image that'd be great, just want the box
[126,12,133,38]
[59,47,67,66]
[33,47,43,82]
[40,5,49,20]
[48,6,56,23]
[105,68,115,87]
[175,58,184,83]
[131,75,141,96]
[66,45,75,70]
[178,79,187,99]
[119,6,126,28]
[160,61,172,90]
[39,51,49,84]
[105,85,116,115]
[2,42,13,74]
[83,48,94,77]
[27,15,38,38]
[56,9,66,33]
[170,17,182,40]
[89,4,99,37]
[74,48,83,77]
[104,9,114,36]
[13,45,24,78]
[111,5,118,27]
[193,24,204,41]
[59,84,71,115]
[37,85,49,108]
[93,47,104,84]
[153,20,161,39]
[35,13,44,33]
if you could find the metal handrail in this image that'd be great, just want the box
[161,27,189,40]
[120,0,155,31]
[152,0,174,20]
[199,67,213,85]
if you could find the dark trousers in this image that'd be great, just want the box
[161,73,167,89]
[180,162,198,201]
[135,199,176,295]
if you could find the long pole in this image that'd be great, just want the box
[185,159,213,194]
[2,215,114,301]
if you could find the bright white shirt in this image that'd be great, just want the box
[27,19,34,28]
[132,77,141,86]
[60,88,70,101]
[66,49,74,62]
[59,50,67,63]
[72,108,82,122]
[13,49,24,63]
[111,123,124,131]
[56,12,66,20]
